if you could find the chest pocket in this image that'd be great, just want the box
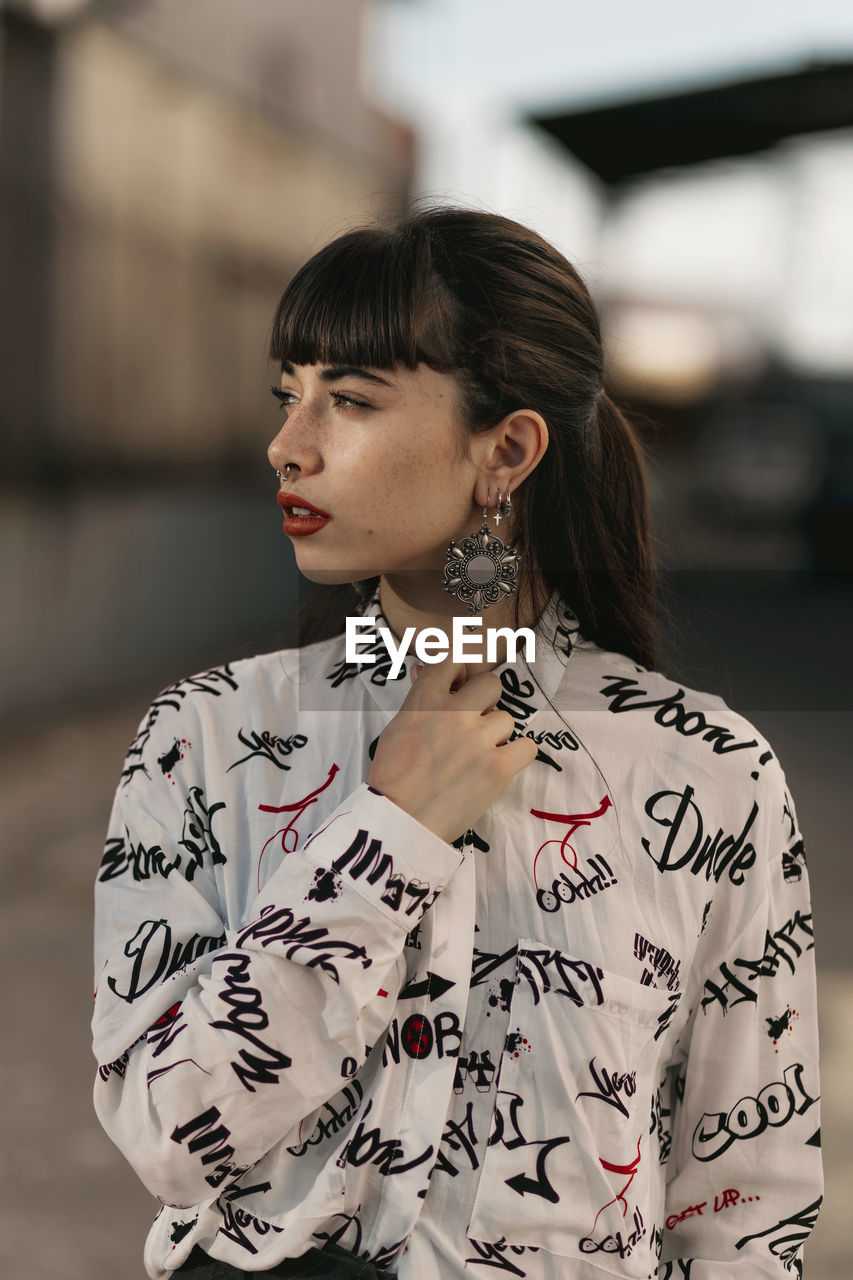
[467,939,678,1278]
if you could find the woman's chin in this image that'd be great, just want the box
[297,567,380,587]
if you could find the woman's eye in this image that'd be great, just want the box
[330,391,370,410]
[270,386,297,410]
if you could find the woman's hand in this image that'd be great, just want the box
[367,655,538,844]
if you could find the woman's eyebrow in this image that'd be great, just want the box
[280,359,396,388]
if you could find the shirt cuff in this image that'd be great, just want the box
[300,781,465,928]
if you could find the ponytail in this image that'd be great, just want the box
[579,392,657,669]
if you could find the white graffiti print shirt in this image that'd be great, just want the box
[92,588,823,1278]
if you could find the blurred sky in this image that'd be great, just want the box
[368,0,853,111]
[365,0,853,375]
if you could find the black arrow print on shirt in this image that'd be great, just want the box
[490,1089,571,1204]
[505,1136,572,1203]
[399,972,455,1002]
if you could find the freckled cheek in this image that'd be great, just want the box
[347,493,403,538]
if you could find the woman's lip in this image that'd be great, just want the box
[280,512,331,536]
[276,492,331,518]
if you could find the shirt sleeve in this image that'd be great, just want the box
[659,752,823,1277]
[92,696,464,1211]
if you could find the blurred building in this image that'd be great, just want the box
[368,0,853,574]
[0,0,413,727]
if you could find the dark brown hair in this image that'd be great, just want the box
[269,204,659,669]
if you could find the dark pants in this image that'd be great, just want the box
[174,1242,396,1279]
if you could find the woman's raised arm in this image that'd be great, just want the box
[92,685,464,1210]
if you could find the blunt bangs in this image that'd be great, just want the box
[269,226,459,374]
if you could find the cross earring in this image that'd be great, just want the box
[490,488,513,527]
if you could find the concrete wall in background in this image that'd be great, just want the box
[48,14,410,471]
[0,481,307,732]
[0,3,412,723]
[0,483,301,730]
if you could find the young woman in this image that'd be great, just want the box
[93,207,822,1279]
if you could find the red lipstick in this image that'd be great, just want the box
[277,491,332,536]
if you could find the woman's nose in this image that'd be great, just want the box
[268,427,290,472]
[268,404,321,474]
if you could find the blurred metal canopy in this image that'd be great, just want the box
[530,59,853,184]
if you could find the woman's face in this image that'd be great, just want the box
[267,361,483,588]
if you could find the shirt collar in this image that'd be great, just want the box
[351,583,584,723]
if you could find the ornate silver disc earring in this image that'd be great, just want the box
[442,490,520,616]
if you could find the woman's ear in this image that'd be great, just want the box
[474,407,549,495]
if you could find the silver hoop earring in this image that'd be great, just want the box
[442,492,520,616]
